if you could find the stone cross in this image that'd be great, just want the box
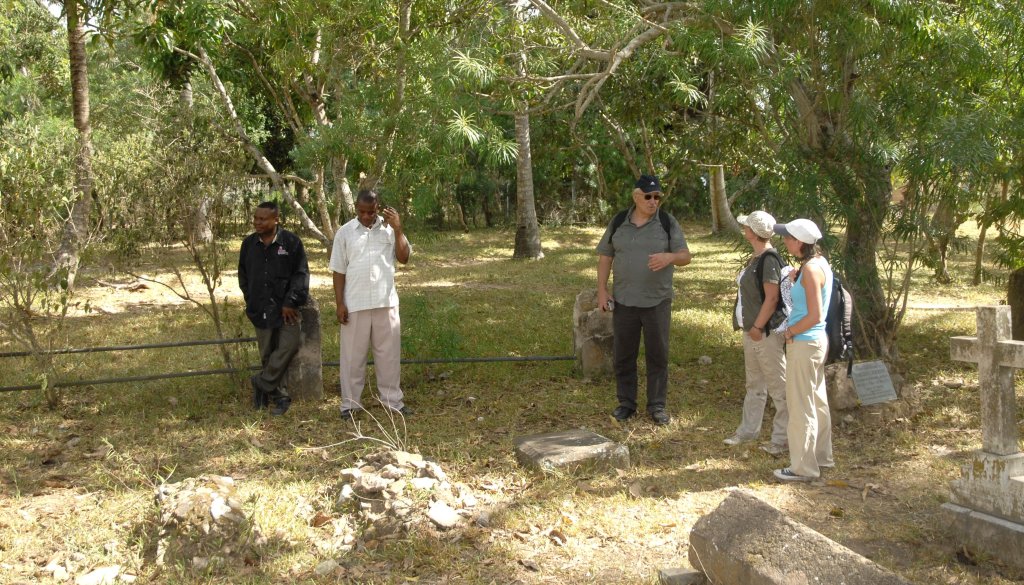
[950,306,1024,456]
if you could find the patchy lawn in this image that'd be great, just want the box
[0,222,1019,584]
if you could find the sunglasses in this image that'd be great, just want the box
[643,194,663,201]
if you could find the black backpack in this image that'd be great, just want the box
[825,273,855,376]
[754,249,790,334]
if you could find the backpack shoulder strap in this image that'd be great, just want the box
[608,210,629,240]
[658,209,672,236]
[610,209,673,241]
[755,249,783,302]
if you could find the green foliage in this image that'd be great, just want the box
[0,2,69,122]
[0,113,79,407]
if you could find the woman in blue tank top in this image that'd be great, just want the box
[771,219,835,482]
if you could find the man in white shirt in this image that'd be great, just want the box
[330,190,412,420]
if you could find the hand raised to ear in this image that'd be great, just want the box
[381,206,402,231]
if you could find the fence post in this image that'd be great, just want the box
[285,297,323,401]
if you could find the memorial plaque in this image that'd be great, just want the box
[851,360,898,405]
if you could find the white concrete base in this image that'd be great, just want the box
[943,502,1024,572]
[948,451,1024,521]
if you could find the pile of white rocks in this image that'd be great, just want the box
[154,474,264,571]
[338,449,482,539]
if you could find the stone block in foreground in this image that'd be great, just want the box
[514,429,628,473]
[688,489,911,585]
[658,566,706,585]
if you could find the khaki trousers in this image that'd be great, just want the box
[736,332,788,445]
[339,306,404,411]
[785,338,833,477]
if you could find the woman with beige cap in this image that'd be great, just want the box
[772,218,835,482]
[724,211,789,456]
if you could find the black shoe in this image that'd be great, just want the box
[650,409,671,425]
[390,405,414,417]
[612,406,635,422]
[340,408,358,422]
[270,396,291,416]
[250,375,267,409]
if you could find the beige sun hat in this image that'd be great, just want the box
[736,211,776,239]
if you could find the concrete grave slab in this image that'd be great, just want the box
[688,489,912,585]
[514,429,629,473]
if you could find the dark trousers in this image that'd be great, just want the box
[254,321,302,400]
[612,299,672,412]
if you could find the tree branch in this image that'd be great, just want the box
[175,45,329,246]
[526,0,611,62]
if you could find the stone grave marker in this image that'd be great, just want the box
[689,489,912,584]
[514,429,629,473]
[284,298,323,401]
[573,289,614,378]
[943,305,1024,571]
[851,360,898,405]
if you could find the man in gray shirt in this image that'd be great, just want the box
[596,175,691,425]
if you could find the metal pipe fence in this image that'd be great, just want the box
[0,337,574,393]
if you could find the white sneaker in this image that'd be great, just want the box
[723,434,755,446]
[760,442,787,456]
[774,468,813,482]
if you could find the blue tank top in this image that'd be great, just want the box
[789,256,832,341]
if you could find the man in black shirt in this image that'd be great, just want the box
[238,201,309,416]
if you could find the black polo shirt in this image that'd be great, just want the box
[238,228,309,329]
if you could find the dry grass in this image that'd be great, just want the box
[0,221,1020,584]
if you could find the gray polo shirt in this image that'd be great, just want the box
[596,208,688,308]
[733,251,784,330]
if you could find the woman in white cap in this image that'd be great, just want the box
[724,211,789,457]
[771,218,834,482]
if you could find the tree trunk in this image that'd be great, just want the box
[975,180,1008,285]
[189,197,214,244]
[973,213,990,286]
[929,199,959,284]
[512,110,543,259]
[52,0,94,290]
[456,202,469,233]
[332,155,355,227]
[1010,267,1024,341]
[310,166,336,238]
[179,78,214,245]
[709,165,740,235]
[838,162,897,362]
